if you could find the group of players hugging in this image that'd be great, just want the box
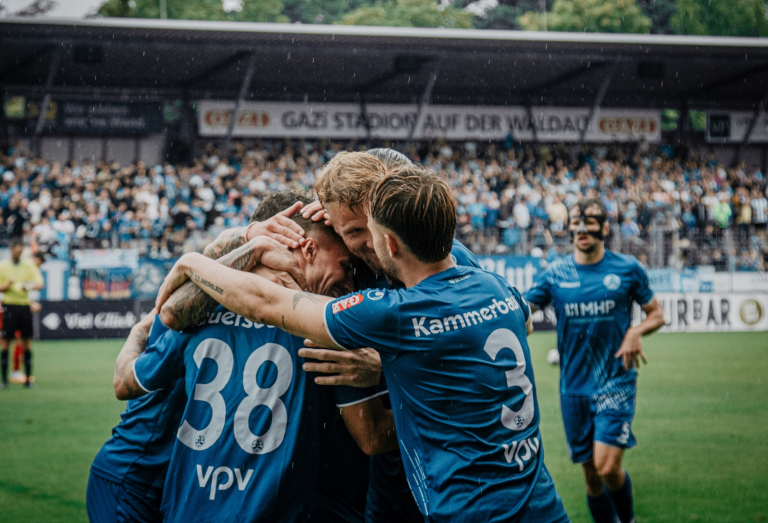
[87,148,665,523]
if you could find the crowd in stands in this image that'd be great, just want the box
[1,140,767,272]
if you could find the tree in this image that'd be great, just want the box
[518,0,652,33]
[280,0,372,24]
[339,0,474,28]
[671,0,768,37]
[469,0,553,30]
[636,0,677,34]
[96,0,287,22]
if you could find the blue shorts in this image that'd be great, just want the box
[560,389,637,464]
[86,472,162,523]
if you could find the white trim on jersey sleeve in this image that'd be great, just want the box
[323,300,350,351]
[132,359,157,394]
[335,390,389,408]
[639,293,656,308]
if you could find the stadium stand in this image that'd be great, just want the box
[1,139,766,271]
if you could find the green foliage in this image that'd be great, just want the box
[671,0,768,37]
[339,0,474,28]
[97,0,288,22]
[518,0,652,33]
[470,0,552,30]
[636,0,677,34]
[280,0,372,24]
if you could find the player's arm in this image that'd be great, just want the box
[0,278,13,292]
[160,233,307,331]
[615,298,664,370]
[114,310,156,400]
[341,398,398,456]
[27,264,44,291]
[157,240,340,348]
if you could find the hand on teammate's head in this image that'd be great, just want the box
[247,201,306,249]
[301,201,332,227]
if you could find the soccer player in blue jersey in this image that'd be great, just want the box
[88,193,383,523]
[157,167,569,523]
[524,199,665,523]
[114,199,396,522]
[300,149,479,523]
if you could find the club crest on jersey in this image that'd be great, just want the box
[367,289,385,301]
[603,274,621,290]
[332,293,364,314]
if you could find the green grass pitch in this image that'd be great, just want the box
[0,332,766,523]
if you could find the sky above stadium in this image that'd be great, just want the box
[2,0,102,17]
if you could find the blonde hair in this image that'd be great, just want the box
[316,152,386,209]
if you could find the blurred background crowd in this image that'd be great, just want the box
[1,140,766,272]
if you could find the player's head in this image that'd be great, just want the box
[366,148,412,171]
[569,198,609,254]
[252,191,354,298]
[316,152,387,273]
[367,166,456,283]
[9,238,24,262]
[33,252,46,267]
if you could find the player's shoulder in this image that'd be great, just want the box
[450,239,480,268]
[605,250,647,273]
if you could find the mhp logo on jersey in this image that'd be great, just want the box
[332,293,364,314]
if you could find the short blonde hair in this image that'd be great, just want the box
[316,152,386,209]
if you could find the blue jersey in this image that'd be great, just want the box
[134,306,334,523]
[358,238,481,522]
[326,266,553,522]
[90,318,186,494]
[524,251,655,396]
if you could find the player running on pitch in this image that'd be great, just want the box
[157,167,569,523]
[524,198,665,523]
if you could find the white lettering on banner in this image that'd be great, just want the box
[477,258,538,292]
[62,312,137,330]
[412,296,521,338]
[198,100,661,143]
[196,465,254,501]
[632,293,768,332]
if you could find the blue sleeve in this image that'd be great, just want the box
[519,292,531,323]
[631,261,655,307]
[133,329,186,393]
[523,269,552,308]
[324,289,400,356]
[450,239,480,268]
[333,383,388,408]
[147,316,170,346]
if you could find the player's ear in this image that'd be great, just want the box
[301,237,318,263]
[602,219,610,238]
[384,233,398,258]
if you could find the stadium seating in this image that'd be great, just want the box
[1,140,766,271]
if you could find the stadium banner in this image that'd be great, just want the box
[132,258,179,299]
[706,110,768,143]
[634,292,768,332]
[198,101,661,143]
[35,299,141,340]
[475,255,544,293]
[10,98,164,135]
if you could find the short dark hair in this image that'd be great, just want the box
[250,191,327,237]
[572,198,608,219]
[368,166,455,264]
[9,237,24,249]
[366,148,412,170]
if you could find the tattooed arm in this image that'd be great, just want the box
[113,310,156,400]
[156,247,339,348]
[159,237,307,331]
[162,203,308,331]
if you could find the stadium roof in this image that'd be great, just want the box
[2,17,768,110]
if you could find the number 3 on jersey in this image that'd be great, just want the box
[176,339,293,454]
[483,328,535,432]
